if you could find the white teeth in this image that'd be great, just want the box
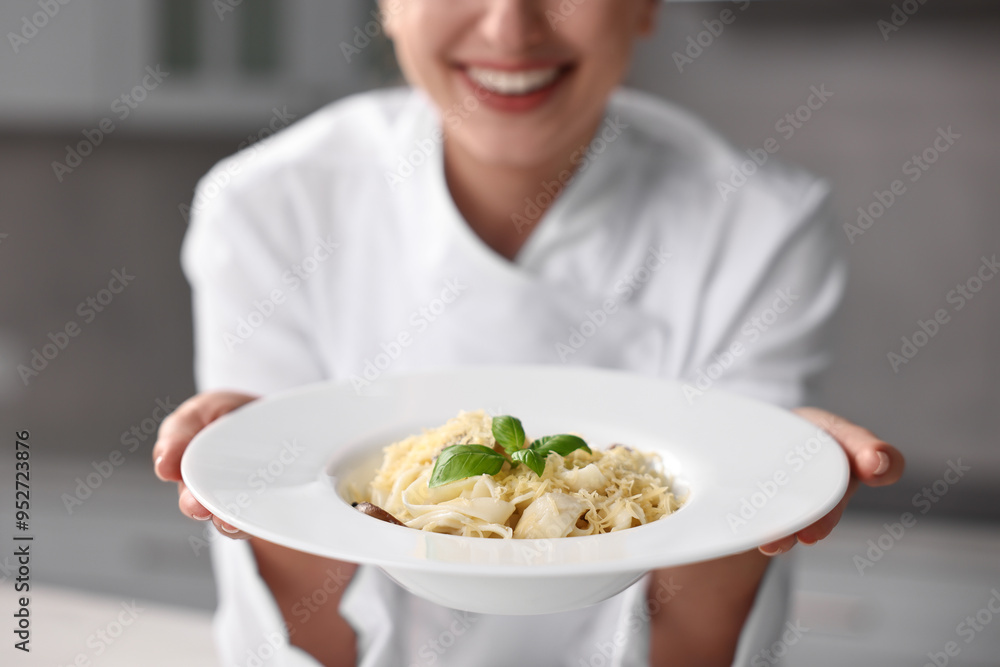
[466,67,561,95]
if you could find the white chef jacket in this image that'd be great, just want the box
[182,86,846,666]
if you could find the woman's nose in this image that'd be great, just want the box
[479,0,549,52]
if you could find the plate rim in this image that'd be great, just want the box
[181,364,850,575]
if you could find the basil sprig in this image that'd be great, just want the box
[427,415,591,487]
[530,434,591,458]
[491,415,526,456]
[428,444,505,488]
[509,448,545,477]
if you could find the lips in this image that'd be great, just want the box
[465,66,563,96]
[456,63,573,113]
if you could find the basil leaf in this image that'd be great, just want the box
[510,448,545,477]
[531,434,591,457]
[428,445,506,488]
[492,415,526,456]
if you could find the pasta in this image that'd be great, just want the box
[363,410,681,539]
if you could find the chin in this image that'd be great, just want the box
[476,146,553,170]
[457,126,569,170]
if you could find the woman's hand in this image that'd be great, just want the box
[152,391,259,539]
[757,406,905,556]
[154,391,360,664]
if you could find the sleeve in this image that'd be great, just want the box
[180,164,327,395]
[682,177,848,409]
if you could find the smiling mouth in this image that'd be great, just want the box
[463,65,571,96]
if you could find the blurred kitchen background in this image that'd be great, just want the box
[1,1,998,665]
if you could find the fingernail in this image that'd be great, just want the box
[220,523,240,534]
[760,545,784,556]
[798,535,817,546]
[192,513,212,521]
[874,451,890,476]
[154,455,165,480]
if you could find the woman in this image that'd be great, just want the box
[154,1,903,665]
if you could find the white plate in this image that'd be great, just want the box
[181,365,848,614]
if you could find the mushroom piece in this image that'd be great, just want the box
[353,502,405,526]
